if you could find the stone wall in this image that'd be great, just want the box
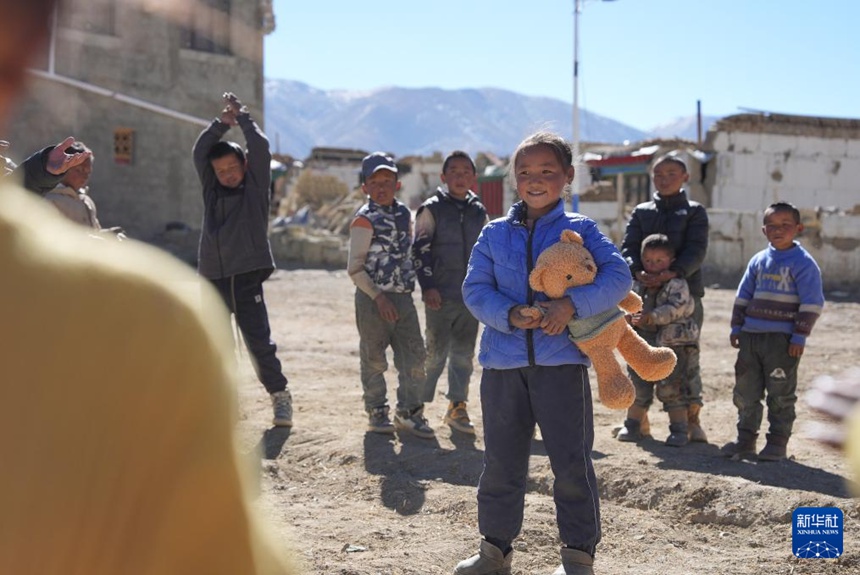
[705,208,860,293]
[705,114,860,213]
[270,226,349,270]
[6,0,264,258]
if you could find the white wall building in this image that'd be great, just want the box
[705,113,860,212]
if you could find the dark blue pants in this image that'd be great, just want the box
[210,268,288,394]
[478,364,601,555]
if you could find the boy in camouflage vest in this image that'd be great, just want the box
[616,234,701,446]
[347,152,434,439]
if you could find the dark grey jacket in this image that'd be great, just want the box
[412,189,487,302]
[15,147,64,195]
[620,190,709,297]
[193,113,275,280]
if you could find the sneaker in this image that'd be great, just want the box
[454,540,512,575]
[367,406,395,434]
[445,401,476,435]
[394,407,435,439]
[270,390,293,427]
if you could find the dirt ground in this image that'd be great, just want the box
[233,269,860,575]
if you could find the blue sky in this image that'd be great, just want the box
[264,0,859,132]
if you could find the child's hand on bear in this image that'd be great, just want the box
[510,305,543,330]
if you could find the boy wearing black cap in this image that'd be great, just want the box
[347,152,434,438]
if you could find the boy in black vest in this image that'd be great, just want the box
[413,151,488,434]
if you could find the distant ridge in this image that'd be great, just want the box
[649,114,722,142]
[264,79,661,159]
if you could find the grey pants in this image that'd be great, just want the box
[733,331,800,438]
[354,290,426,413]
[422,299,479,403]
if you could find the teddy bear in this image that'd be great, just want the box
[522,229,677,410]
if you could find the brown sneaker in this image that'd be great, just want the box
[444,401,476,435]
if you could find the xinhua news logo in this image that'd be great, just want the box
[792,507,843,559]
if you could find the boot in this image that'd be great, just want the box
[453,540,512,575]
[758,433,789,462]
[616,405,648,442]
[687,404,708,443]
[640,409,651,437]
[721,429,758,458]
[553,547,594,575]
[665,407,689,447]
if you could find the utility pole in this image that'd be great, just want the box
[571,0,617,212]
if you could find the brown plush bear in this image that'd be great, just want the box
[523,229,677,410]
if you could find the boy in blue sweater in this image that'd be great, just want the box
[723,202,824,461]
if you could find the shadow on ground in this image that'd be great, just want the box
[363,430,484,515]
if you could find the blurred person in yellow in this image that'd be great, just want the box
[0,1,297,574]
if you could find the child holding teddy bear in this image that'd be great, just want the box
[456,131,631,575]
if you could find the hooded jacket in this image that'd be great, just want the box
[463,200,632,370]
[193,113,275,280]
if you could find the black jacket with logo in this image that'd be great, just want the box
[620,190,709,297]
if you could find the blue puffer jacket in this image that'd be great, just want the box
[463,200,632,370]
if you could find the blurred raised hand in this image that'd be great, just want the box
[804,367,860,449]
[46,136,91,175]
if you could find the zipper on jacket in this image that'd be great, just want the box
[526,223,536,367]
[459,209,468,270]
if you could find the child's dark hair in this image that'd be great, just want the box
[764,201,801,224]
[651,153,688,174]
[443,150,476,174]
[641,233,675,258]
[207,141,245,165]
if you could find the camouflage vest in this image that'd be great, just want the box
[357,200,416,293]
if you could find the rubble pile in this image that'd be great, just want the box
[269,189,365,268]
